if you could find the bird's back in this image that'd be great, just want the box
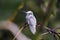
[26,15,36,26]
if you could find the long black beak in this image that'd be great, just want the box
[23,11,26,13]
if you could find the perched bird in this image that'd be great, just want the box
[25,11,37,34]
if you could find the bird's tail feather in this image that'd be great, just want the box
[29,26,36,34]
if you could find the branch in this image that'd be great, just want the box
[13,22,27,40]
[0,20,31,40]
[11,21,60,40]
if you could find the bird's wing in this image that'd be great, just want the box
[28,16,36,34]
[26,15,36,34]
[28,16,36,26]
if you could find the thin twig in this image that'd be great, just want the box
[40,32,49,36]
[13,27,24,40]
[0,20,31,40]
[12,21,60,40]
[13,23,27,40]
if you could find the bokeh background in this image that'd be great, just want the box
[0,0,60,40]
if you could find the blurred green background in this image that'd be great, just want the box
[0,0,60,40]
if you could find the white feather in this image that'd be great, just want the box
[26,11,37,34]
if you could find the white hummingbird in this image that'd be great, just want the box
[25,11,37,34]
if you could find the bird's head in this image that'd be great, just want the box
[24,11,33,15]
